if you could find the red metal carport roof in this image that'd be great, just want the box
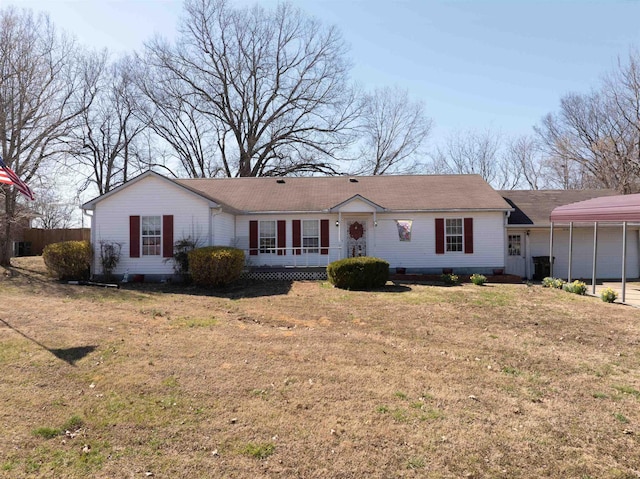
[550,193,640,222]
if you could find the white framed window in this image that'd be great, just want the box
[508,234,521,256]
[141,216,161,256]
[445,218,463,252]
[302,220,319,253]
[259,220,276,254]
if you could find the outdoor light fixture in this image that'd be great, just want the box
[374,221,378,227]
[335,220,339,227]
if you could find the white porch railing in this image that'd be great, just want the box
[243,246,343,268]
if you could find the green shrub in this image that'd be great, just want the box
[441,273,459,285]
[564,280,587,295]
[169,237,200,282]
[187,246,244,287]
[542,277,566,289]
[42,241,92,280]
[470,273,487,286]
[327,257,389,290]
[601,287,618,303]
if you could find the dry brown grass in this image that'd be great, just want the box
[1,257,640,478]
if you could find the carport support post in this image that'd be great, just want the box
[622,221,627,303]
[549,222,554,278]
[567,222,573,282]
[591,222,598,295]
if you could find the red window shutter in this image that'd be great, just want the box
[320,219,329,255]
[249,220,258,256]
[464,218,474,254]
[277,220,286,256]
[435,218,444,254]
[163,215,174,258]
[130,215,140,258]
[292,220,302,255]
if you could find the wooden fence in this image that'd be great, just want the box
[22,228,91,255]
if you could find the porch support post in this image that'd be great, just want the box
[591,222,598,295]
[568,221,573,282]
[622,221,627,303]
[338,211,342,259]
[549,222,554,278]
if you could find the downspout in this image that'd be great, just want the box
[504,211,511,273]
[83,208,95,276]
[525,230,530,280]
[209,206,223,247]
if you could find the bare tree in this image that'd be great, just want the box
[536,49,640,193]
[69,54,147,195]
[134,59,222,178]
[31,189,76,229]
[432,129,521,188]
[140,0,360,178]
[506,135,546,190]
[0,7,97,265]
[354,86,432,175]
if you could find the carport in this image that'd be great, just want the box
[549,193,640,303]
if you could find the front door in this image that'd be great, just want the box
[347,220,367,258]
[506,233,526,278]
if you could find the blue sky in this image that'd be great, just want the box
[4,0,640,148]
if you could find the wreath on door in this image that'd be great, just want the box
[349,221,364,240]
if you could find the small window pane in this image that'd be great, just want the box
[302,220,319,253]
[508,235,521,256]
[141,216,161,256]
[445,218,463,252]
[259,220,276,254]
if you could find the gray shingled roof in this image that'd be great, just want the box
[500,189,619,227]
[176,174,512,213]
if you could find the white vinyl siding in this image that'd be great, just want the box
[528,226,639,279]
[90,174,214,276]
[371,212,505,271]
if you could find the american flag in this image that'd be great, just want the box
[0,155,35,201]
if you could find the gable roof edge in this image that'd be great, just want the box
[82,171,223,211]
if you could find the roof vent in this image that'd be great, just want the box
[276,179,286,184]
[349,177,358,183]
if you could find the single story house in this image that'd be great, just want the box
[81,171,636,282]
[82,171,514,280]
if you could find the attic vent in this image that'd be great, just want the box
[349,178,358,183]
[276,179,286,184]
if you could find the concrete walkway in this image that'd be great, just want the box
[592,282,640,308]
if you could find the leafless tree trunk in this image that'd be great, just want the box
[140,0,360,178]
[506,135,546,190]
[0,7,97,266]
[354,86,432,175]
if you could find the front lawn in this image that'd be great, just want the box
[1,257,639,478]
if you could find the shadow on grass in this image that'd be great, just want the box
[121,279,294,299]
[49,346,98,364]
[0,318,97,365]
